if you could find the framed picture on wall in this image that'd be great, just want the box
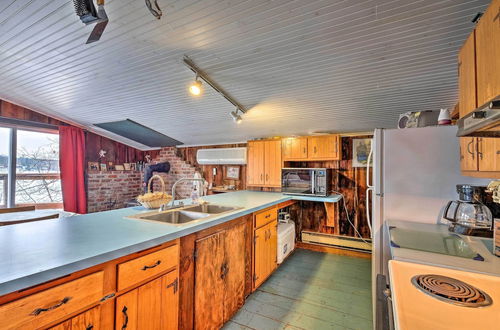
[88,162,99,171]
[225,166,240,180]
[124,163,131,170]
[130,163,137,171]
[115,164,125,171]
[100,163,107,171]
[352,138,372,167]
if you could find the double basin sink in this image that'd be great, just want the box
[127,204,241,225]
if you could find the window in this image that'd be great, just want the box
[0,127,62,209]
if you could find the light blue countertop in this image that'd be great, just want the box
[386,220,500,277]
[0,191,341,296]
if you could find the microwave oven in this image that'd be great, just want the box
[281,168,332,196]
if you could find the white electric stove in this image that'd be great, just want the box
[389,260,500,330]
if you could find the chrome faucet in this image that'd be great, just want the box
[159,177,206,211]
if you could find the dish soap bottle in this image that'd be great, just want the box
[191,186,199,204]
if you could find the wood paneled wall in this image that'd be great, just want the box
[287,136,372,238]
[0,100,65,126]
[175,144,247,191]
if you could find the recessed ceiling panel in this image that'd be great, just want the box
[94,119,183,147]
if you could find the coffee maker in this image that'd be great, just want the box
[443,184,500,238]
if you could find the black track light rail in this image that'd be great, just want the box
[183,56,247,113]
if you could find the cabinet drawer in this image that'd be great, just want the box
[254,208,277,228]
[0,271,104,330]
[117,244,179,291]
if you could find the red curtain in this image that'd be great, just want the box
[59,126,87,214]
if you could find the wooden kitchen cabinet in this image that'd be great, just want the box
[458,32,477,118]
[307,135,341,160]
[253,208,277,290]
[282,137,308,161]
[247,140,265,186]
[475,0,500,107]
[50,305,101,330]
[478,137,500,172]
[194,222,246,329]
[460,137,478,171]
[247,139,282,187]
[115,269,179,330]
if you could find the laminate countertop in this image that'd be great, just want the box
[0,191,341,296]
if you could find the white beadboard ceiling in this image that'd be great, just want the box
[0,0,490,148]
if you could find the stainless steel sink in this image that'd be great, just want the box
[126,203,241,225]
[135,210,210,225]
[182,204,239,214]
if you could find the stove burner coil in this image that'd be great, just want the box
[411,274,492,307]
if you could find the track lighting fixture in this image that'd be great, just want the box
[183,56,247,123]
[230,109,243,124]
[189,78,202,96]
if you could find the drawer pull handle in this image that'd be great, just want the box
[265,214,270,218]
[86,325,94,330]
[31,297,71,316]
[166,277,179,294]
[121,306,129,329]
[141,260,161,270]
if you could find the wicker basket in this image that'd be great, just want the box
[137,175,172,209]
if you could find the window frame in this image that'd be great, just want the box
[0,123,62,209]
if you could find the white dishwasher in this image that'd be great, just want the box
[277,220,295,264]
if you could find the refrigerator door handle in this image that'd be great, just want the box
[367,140,373,188]
[366,187,373,237]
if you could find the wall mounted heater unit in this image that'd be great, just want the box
[196,147,247,165]
[301,231,372,252]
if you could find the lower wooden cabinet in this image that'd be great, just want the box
[115,269,179,330]
[194,222,246,330]
[253,218,277,289]
[50,305,101,330]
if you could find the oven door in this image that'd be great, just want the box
[281,169,314,195]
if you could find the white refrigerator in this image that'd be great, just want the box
[368,126,491,329]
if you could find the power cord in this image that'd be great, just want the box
[331,190,371,244]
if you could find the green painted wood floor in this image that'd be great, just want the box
[224,249,372,330]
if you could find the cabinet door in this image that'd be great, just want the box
[194,232,225,330]
[282,137,307,160]
[115,271,178,330]
[253,221,277,289]
[254,224,269,289]
[247,141,265,185]
[458,32,477,118]
[308,135,341,160]
[460,137,478,171]
[264,140,282,187]
[50,306,101,330]
[475,0,500,106]
[161,270,179,330]
[223,223,246,322]
[115,289,138,330]
[478,138,500,171]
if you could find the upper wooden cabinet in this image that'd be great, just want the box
[307,135,341,160]
[282,137,308,160]
[459,137,478,171]
[458,32,477,118]
[475,0,500,106]
[247,139,282,187]
[478,137,500,172]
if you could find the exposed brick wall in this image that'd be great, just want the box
[86,147,197,213]
[147,147,197,199]
[87,171,142,213]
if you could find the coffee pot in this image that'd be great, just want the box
[443,184,493,237]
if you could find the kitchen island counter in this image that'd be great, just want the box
[0,191,341,296]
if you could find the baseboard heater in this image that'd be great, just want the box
[301,231,372,253]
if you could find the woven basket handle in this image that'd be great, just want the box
[147,174,166,194]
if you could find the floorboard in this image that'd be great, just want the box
[224,248,372,330]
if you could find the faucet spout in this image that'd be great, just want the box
[159,177,206,212]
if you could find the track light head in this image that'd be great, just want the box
[189,79,202,96]
[230,110,243,124]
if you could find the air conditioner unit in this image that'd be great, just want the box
[196,147,247,165]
